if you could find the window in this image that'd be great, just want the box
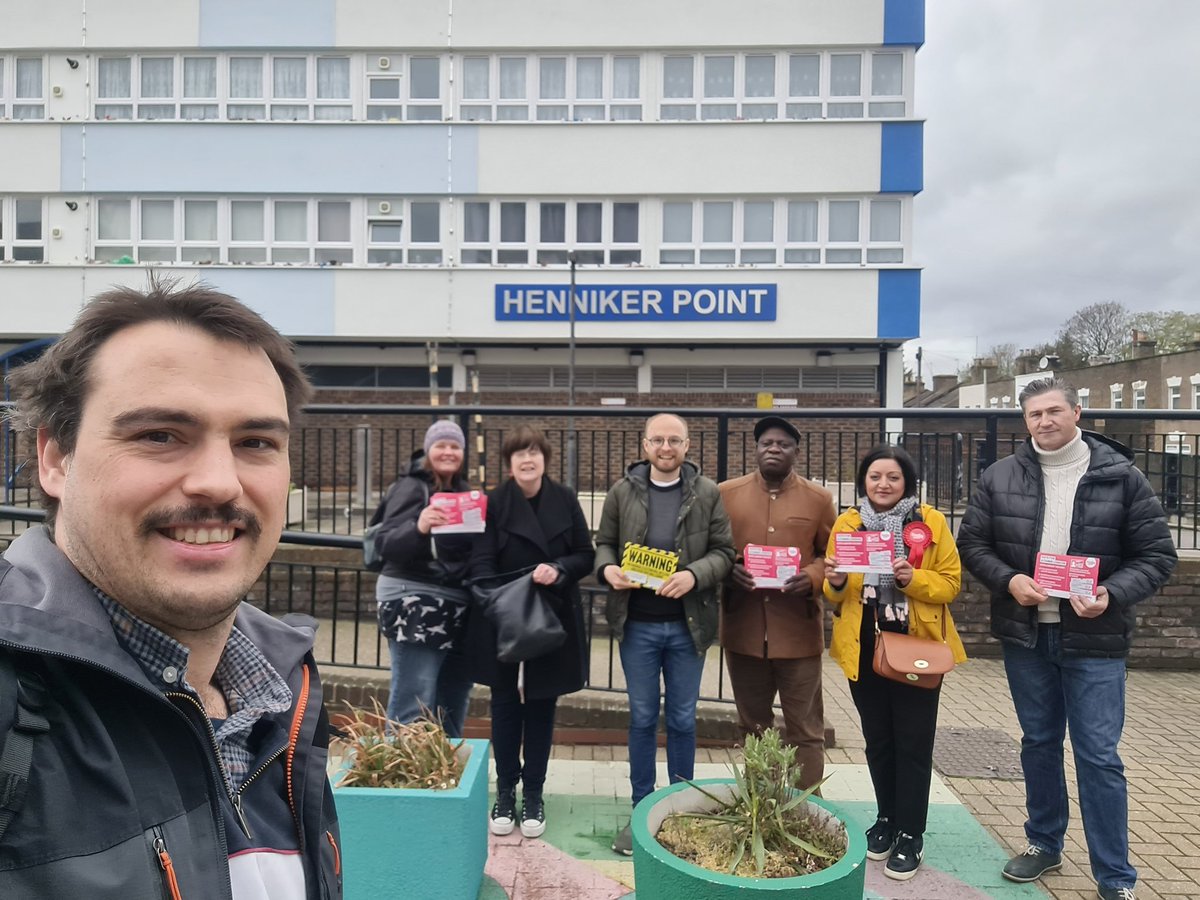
[458,53,640,121]
[366,56,442,120]
[93,197,362,264]
[304,365,452,389]
[1132,380,1147,409]
[2,56,46,119]
[461,199,639,265]
[0,197,46,261]
[477,366,637,392]
[1077,388,1090,409]
[90,53,351,121]
[1110,384,1123,409]
[1166,377,1182,410]
[366,198,442,264]
[660,199,773,265]
[1191,374,1200,410]
[651,366,874,392]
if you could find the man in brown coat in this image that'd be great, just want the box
[718,416,835,789]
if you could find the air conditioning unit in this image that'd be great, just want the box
[378,56,391,70]
[378,200,391,214]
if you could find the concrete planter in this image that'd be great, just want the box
[334,738,490,900]
[631,779,866,899]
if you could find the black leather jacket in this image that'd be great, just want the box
[958,432,1177,656]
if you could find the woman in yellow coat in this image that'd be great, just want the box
[824,444,967,883]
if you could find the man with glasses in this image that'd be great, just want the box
[718,416,835,790]
[597,413,734,855]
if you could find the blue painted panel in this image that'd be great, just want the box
[884,0,925,48]
[60,124,477,195]
[877,270,920,339]
[880,122,923,194]
[495,283,777,322]
[200,0,334,47]
[191,269,336,336]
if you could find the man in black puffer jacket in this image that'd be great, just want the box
[959,377,1176,900]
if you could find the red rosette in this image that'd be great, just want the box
[903,521,933,568]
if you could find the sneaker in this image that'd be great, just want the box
[884,832,923,881]
[520,793,546,839]
[490,787,516,836]
[865,816,898,861]
[1002,845,1063,882]
[1097,888,1136,900]
[611,822,633,856]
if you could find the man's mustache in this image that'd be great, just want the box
[140,505,263,540]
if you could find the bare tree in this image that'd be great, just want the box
[1057,301,1131,360]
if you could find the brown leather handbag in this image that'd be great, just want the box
[872,617,955,689]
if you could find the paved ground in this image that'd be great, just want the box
[471,657,1200,900]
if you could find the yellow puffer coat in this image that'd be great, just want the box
[824,504,967,681]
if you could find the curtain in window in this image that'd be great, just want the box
[273,58,307,99]
[230,201,264,241]
[463,58,489,99]
[316,58,349,99]
[317,201,350,242]
[744,56,775,98]
[662,203,692,242]
[576,58,602,99]
[14,199,41,239]
[787,201,818,241]
[613,203,638,242]
[140,200,175,240]
[703,56,734,98]
[500,203,526,242]
[140,58,173,98]
[539,58,566,99]
[274,202,307,241]
[464,202,490,241]
[229,58,263,98]
[872,54,903,96]
[788,55,819,96]
[98,58,132,98]
[576,203,602,243]
[15,58,42,97]
[97,200,131,240]
[539,203,566,242]
[183,58,217,97]
[499,58,526,99]
[613,57,639,99]
[702,202,733,242]
[663,57,693,98]
[830,54,861,96]
[184,201,218,241]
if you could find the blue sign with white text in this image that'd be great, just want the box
[495,283,777,322]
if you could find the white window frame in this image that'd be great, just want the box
[458,199,640,266]
[1110,383,1123,409]
[366,54,443,121]
[1166,376,1182,410]
[2,55,47,119]
[1077,387,1090,409]
[0,196,47,262]
[456,53,642,122]
[1132,379,1147,410]
[365,197,444,266]
[1189,374,1200,410]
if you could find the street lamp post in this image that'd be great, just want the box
[567,251,578,491]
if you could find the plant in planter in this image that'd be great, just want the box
[631,728,867,898]
[333,704,490,900]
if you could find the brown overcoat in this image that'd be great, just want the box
[717,470,835,659]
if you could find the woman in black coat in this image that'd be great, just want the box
[470,425,595,841]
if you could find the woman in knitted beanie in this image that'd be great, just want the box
[371,419,478,736]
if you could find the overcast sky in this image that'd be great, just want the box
[909,0,1200,378]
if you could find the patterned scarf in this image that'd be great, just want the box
[857,495,919,632]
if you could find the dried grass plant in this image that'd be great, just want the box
[336,701,465,790]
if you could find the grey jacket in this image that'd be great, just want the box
[0,527,342,899]
[595,460,735,654]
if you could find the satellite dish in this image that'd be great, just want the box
[1038,356,1050,369]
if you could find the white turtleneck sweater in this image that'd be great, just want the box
[1033,427,1091,623]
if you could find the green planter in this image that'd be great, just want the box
[334,738,490,900]
[631,779,867,899]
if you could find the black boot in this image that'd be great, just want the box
[490,784,517,836]
[520,790,546,838]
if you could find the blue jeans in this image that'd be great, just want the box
[386,638,473,738]
[1003,625,1135,890]
[619,619,706,806]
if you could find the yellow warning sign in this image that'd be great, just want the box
[620,542,680,589]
